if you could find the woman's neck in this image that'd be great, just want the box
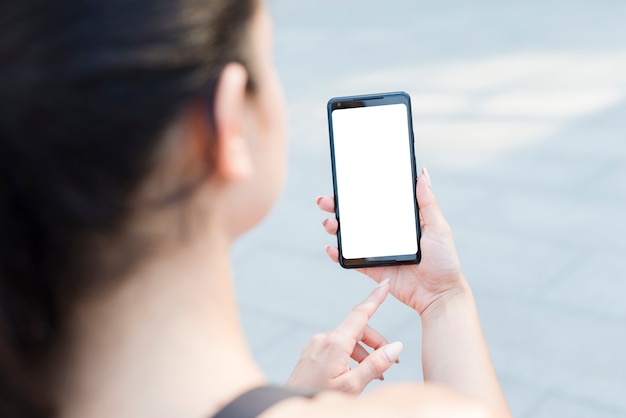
[55,229,265,418]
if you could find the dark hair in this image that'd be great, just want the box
[0,0,256,416]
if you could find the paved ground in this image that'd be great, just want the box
[234,1,626,416]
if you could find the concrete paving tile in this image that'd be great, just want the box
[249,325,319,384]
[471,148,598,197]
[239,306,300,354]
[497,377,545,418]
[476,293,626,411]
[526,394,626,418]
[425,175,493,225]
[597,163,626,201]
[538,103,626,161]
[231,196,325,260]
[454,225,576,298]
[475,187,626,254]
[234,245,396,327]
[541,252,626,319]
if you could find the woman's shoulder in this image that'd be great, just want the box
[260,384,499,418]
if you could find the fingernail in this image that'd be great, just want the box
[322,219,328,227]
[315,196,323,205]
[377,278,390,288]
[383,341,403,363]
[378,374,385,381]
[422,167,432,188]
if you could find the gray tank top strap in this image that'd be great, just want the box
[211,386,317,418]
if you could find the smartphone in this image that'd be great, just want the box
[327,92,421,269]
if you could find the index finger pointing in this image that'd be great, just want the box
[334,279,390,341]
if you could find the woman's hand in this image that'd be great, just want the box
[285,281,403,394]
[317,167,466,316]
[316,168,513,416]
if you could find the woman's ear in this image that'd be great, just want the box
[210,62,253,181]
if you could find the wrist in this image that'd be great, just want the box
[418,276,473,323]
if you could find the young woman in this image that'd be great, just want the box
[0,0,511,417]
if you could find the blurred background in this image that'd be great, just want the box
[234,1,626,416]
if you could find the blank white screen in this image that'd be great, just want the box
[332,103,418,259]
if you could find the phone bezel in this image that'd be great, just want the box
[327,91,421,269]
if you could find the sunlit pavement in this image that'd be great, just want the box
[234,1,626,416]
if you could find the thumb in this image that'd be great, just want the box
[340,342,403,394]
[417,167,448,231]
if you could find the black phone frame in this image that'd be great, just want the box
[327,91,421,269]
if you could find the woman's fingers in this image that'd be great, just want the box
[325,245,339,263]
[350,342,370,363]
[318,196,339,258]
[339,342,404,394]
[323,217,338,235]
[316,195,335,213]
[332,280,390,343]
[288,281,399,394]
[361,325,389,351]
[416,167,449,232]
[350,325,390,363]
